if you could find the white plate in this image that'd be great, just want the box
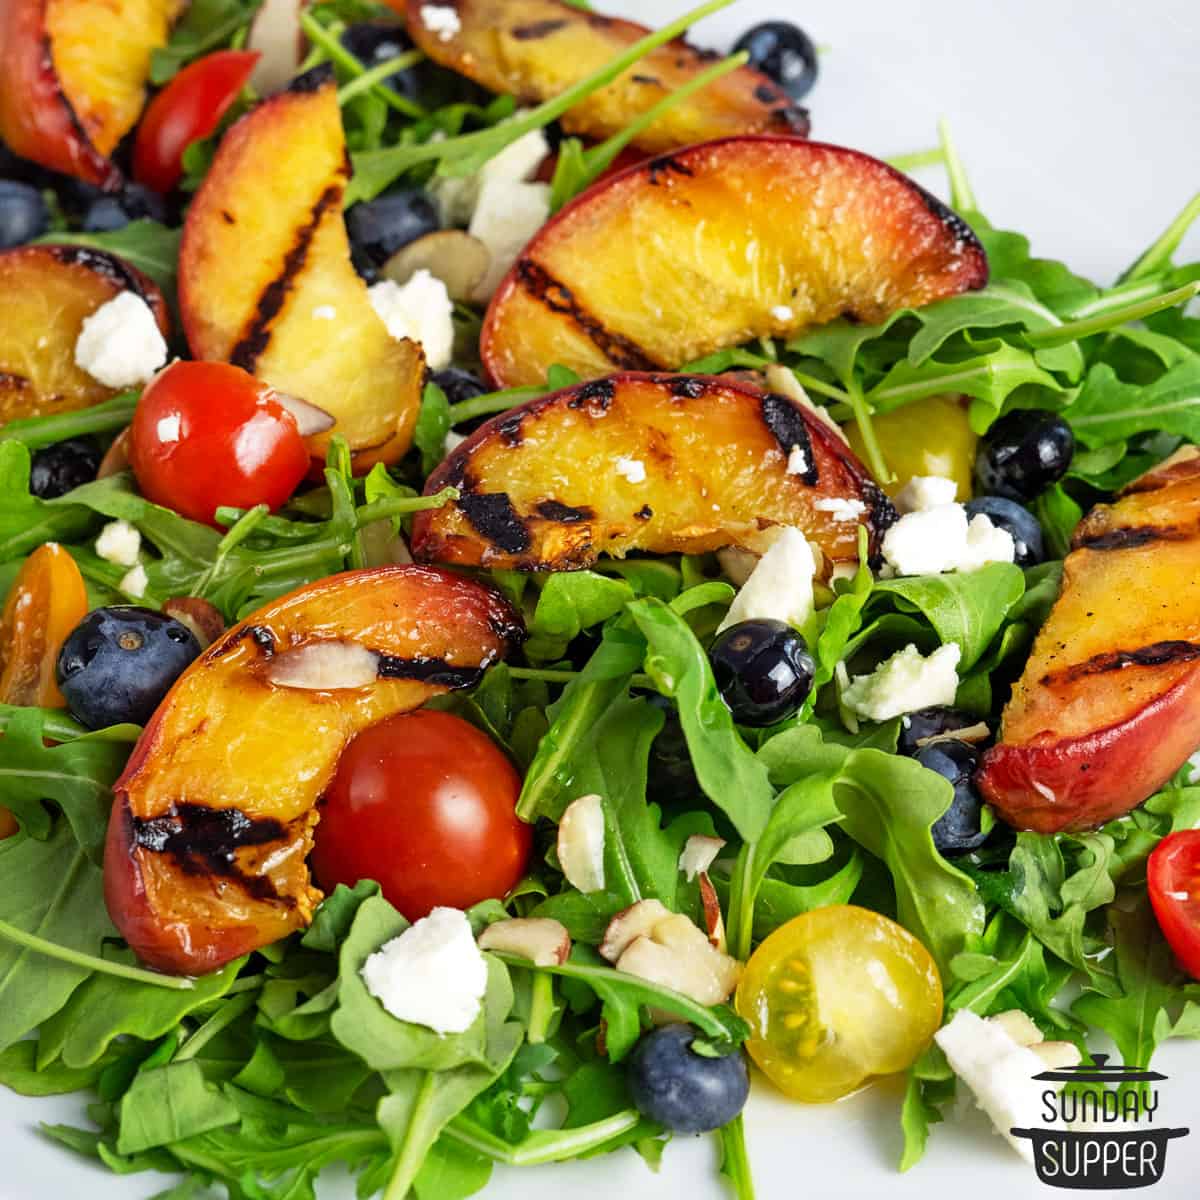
[5,1,1200,1197]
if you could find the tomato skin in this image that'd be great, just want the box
[133,50,260,194]
[311,710,532,921]
[128,360,309,525]
[1148,831,1200,980]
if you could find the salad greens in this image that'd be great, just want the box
[2,0,1200,1196]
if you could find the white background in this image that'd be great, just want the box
[4,1,1200,1198]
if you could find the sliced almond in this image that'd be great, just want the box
[98,428,131,479]
[988,1009,1043,1047]
[478,917,571,966]
[615,914,741,1006]
[915,721,991,749]
[557,793,606,894]
[381,231,492,304]
[678,834,726,882]
[1031,1041,1083,1070]
[162,596,227,649]
[247,0,309,95]
[599,898,671,964]
[273,390,336,437]
[697,872,726,952]
[265,640,378,690]
[715,546,759,588]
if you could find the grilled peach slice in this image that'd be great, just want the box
[0,244,171,425]
[410,372,894,571]
[400,0,808,152]
[0,0,179,186]
[104,565,523,975]
[978,451,1200,833]
[481,137,988,388]
[179,68,424,467]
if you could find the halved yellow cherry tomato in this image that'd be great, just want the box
[735,905,943,1102]
[844,394,977,500]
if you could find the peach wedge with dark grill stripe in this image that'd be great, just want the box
[410,372,895,571]
[978,450,1200,833]
[399,0,809,153]
[179,67,424,468]
[104,565,524,975]
[481,137,988,389]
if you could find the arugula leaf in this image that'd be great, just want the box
[528,891,625,943]
[0,441,92,561]
[1068,359,1200,447]
[1032,484,1083,559]
[414,381,453,477]
[0,1039,116,1096]
[525,572,634,662]
[36,222,182,300]
[0,390,138,451]
[117,1061,240,1155]
[149,0,260,83]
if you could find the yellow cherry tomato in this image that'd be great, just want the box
[844,394,977,500]
[735,905,943,1102]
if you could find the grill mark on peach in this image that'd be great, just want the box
[44,243,149,301]
[568,378,616,411]
[647,154,694,184]
[1039,640,1200,687]
[496,411,525,446]
[375,653,490,689]
[288,63,335,94]
[768,105,811,135]
[536,499,593,523]
[511,18,567,38]
[1073,524,1188,552]
[760,392,818,484]
[230,183,342,371]
[457,490,532,554]
[908,181,987,278]
[0,371,30,391]
[516,259,658,370]
[207,623,277,661]
[40,35,117,187]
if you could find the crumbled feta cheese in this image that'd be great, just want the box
[430,119,548,228]
[368,270,455,370]
[443,430,467,455]
[842,642,961,721]
[95,519,141,567]
[770,304,795,321]
[614,456,646,483]
[469,179,551,299]
[312,305,337,320]
[786,444,810,476]
[717,527,816,634]
[118,563,148,598]
[894,474,958,514]
[74,292,167,389]
[419,3,461,40]
[829,561,862,586]
[881,505,1015,576]
[935,1009,1061,1161]
[361,907,488,1035]
[813,497,866,522]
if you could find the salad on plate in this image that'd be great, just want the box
[1,0,1200,1197]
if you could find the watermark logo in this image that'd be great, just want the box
[1011,1055,1189,1190]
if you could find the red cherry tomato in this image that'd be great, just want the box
[128,360,309,525]
[1148,830,1200,980]
[311,709,532,921]
[133,50,260,194]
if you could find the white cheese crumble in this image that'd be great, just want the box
[419,3,461,41]
[842,642,961,721]
[785,444,810,476]
[95,519,141,567]
[368,270,455,370]
[813,497,866,522]
[312,305,337,320]
[74,292,168,389]
[443,430,467,455]
[881,504,1015,576]
[894,474,958,514]
[118,563,148,599]
[469,178,551,300]
[361,907,487,1035]
[935,1009,1060,1162]
[717,527,816,634]
[614,456,646,483]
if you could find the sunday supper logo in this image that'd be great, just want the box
[1010,1056,1190,1190]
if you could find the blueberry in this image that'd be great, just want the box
[430,367,488,406]
[915,739,990,856]
[29,437,102,499]
[964,496,1045,567]
[0,179,49,248]
[733,21,819,101]
[81,182,167,232]
[627,1025,749,1134]
[710,619,815,728]
[57,607,201,729]
[345,189,439,277]
[341,22,419,98]
[896,706,984,757]
[974,411,1074,502]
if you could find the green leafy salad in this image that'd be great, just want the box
[2,0,1200,1199]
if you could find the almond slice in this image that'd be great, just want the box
[557,793,606,893]
[162,597,227,649]
[273,390,336,437]
[599,899,671,964]
[265,640,378,690]
[478,917,571,966]
[381,231,492,305]
[678,835,726,882]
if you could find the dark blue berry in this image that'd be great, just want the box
[57,607,201,729]
[733,21,819,101]
[0,179,49,248]
[81,182,167,232]
[897,706,984,757]
[340,23,419,99]
[964,496,1045,567]
[975,411,1074,502]
[627,1025,749,1134]
[29,437,101,499]
[430,367,487,406]
[916,739,990,856]
[346,189,439,277]
[710,619,815,727]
